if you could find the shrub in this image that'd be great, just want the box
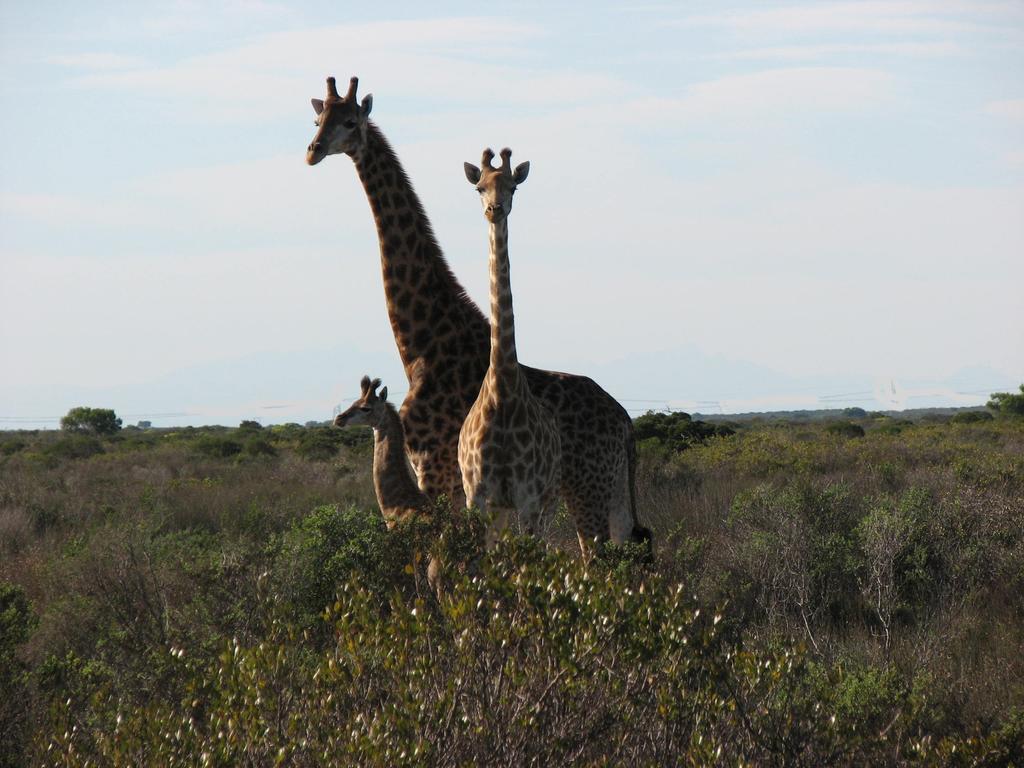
[825,420,865,438]
[634,410,733,452]
[193,435,242,459]
[950,410,994,424]
[41,435,105,461]
[296,427,346,461]
[278,505,406,621]
[60,407,122,435]
[986,385,1024,418]
[0,439,26,456]
[1,582,36,768]
[34,536,1005,767]
[843,407,868,418]
[728,482,861,635]
[242,435,277,458]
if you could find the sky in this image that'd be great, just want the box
[1,1,1022,428]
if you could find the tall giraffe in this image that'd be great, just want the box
[306,76,651,552]
[458,148,561,542]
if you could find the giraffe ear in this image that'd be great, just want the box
[361,94,373,117]
[379,386,388,402]
[311,98,325,115]
[513,161,530,185]
[464,163,481,185]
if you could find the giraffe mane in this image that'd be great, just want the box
[367,123,487,325]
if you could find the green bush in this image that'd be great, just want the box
[0,439,26,456]
[278,505,407,621]
[242,435,277,458]
[0,582,36,768]
[296,426,346,461]
[34,536,1007,767]
[728,482,861,630]
[41,435,105,461]
[633,410,733,452]
[950,410,994,424]
[193,435,242,458]
[987,385,1024,418]
[826,420,866,438]
[60,407,122,435]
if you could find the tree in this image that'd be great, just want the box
[60,407,122,435]
[633,411,733,452]
[987,385,1024,418]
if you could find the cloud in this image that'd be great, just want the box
[62,18,621,122]
[0,191,147,228]
[709,41,963,61]
[620,67,893,125]
[986,98,1024,121]
[672,2,1019,36]
[50,52,147,70]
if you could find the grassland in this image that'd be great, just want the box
[1,411,1022,765]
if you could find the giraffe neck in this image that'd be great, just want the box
[487,217,520,383]
[351,124,486,375]
[372,403,423,512]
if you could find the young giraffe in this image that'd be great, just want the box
[459,148,561,541]
[306,76,651,554]
[334,375,441,591]
[334,375,430,529]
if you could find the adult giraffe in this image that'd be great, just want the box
[306,76,650,551]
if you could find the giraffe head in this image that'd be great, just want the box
[464,147,530,223]
[306,76,373,165]
[333,375,390,430]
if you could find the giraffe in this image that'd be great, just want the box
[334,375,441,592]
[334,375,430,530]
[306,76,651,555]
[458,148,560,542]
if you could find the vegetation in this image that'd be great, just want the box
[988,384,1024,418]
[633,410,734,453]
[59,406,122,435]
[0,402,1022,765]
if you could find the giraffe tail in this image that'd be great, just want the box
[626,420,654,561]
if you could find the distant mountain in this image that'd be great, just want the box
[2,342,1018,430]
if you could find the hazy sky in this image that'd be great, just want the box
[2,1,1022,427]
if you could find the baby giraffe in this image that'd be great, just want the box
[458,148,561,542]
[335,375,430,528]
[335,376,440,591]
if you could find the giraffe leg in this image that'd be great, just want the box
[485,505,513,549]
[426,555,443,602]
[520,498,543,537]
[606,461,635,545]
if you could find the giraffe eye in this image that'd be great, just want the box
[344,119,357,129]
[359,406,372,412]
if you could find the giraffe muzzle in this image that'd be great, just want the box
[306,141,325,165]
